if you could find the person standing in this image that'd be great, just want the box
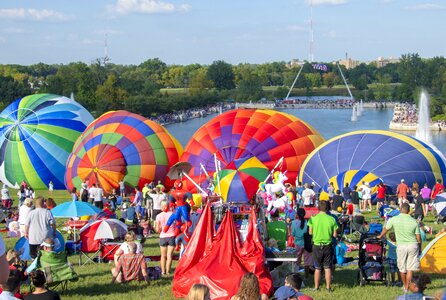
[24,197,56,259]
[342,182,352,203]
[351,185,360,214]
[18,198,33,237]
[302,183,315,207]
[411,189,426,221]
[155,200,175,276]
[420,183,432,216]
[327,182,335,202]
[119,180,126,198]
[308,201,338,292]
[396,179,410,208]
[1,184,12,209]
[377,203,421,293]
[376,182,386,212]
[132,186,143,220]
[71,187,78,202]
[48,181,53,195]
[292,208,312,279]
[91,184,104,209]
[149,186,167,220]
[331,190,345,213]
[431,178,444,200]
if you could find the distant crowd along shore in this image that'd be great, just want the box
[148,104,234,125]
[390,103,446,131]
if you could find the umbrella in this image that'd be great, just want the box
[80,218,127,241]
[434,192,446,217]
[214,157,269,203]
[51,200,102,218]
[167,161,193,180]
[14,230,65,260]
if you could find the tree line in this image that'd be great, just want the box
[0,53,445,119]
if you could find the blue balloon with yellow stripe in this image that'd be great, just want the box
[299,130,446,199]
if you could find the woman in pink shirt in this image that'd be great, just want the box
[155,200,175,276]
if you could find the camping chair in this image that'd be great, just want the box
[101,242,121,263]
[36,250,78,294]
[78,233,102,266]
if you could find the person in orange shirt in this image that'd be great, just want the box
[396,179,409,208]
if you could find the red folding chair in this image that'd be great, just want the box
[78,231,102,266]
[101,243,121,262]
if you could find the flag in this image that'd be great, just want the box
[312,63,328,72]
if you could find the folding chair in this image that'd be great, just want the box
[37,250,78,294]
[101,242,121,263]
[78,234,102,266]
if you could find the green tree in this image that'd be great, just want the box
[323,72,337,88]
[206,60,235,90]
[236,72,264,102]
[95,74,128,115]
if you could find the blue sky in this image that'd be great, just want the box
[0,0,444,66]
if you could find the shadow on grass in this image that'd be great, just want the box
[65,281,151,297]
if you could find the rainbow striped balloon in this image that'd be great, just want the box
[64,110,183,193]
[0,94,94,190]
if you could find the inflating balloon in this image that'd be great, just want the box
[65,110,182,192]
[0,94,93,190]
[300,130,446,198]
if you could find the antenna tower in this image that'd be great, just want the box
[309,0,314,63]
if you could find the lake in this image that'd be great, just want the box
[166,108,446,154]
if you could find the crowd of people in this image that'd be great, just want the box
[391,102,445,130]
[1,175,446,299]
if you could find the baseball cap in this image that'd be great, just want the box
[401,179,405,182]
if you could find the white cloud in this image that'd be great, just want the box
[107,0,191,15]
[405,3,446,11]
[287,25,306,32]
[2,27,25,34]
[306,0,348,5]
[0,8,73,21]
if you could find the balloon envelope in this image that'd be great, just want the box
[0,94,93,190]
[300,130,446,198]
[181,109,324,188]
[65,110,183,193]
[214,157,269,203]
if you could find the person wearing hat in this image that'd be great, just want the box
[396,179,410,208]
[18,198,33,237]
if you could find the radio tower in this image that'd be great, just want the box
[309,0,314,63]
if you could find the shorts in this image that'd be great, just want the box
[296,245,313,267]
[387,258,398,273]
[398,197,408,205]
[153,209,162,220]
[312,244,333,270]
[29,244,40,259]
[159,236,175,247]
[376,198,385,203]
[423,198,430,204]
[396,244,420,273]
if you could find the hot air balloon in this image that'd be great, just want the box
[214,156,269,203]
[180,109,324,188]
[299,130,446,199]
[0,94,94,190]
[64,110,183,193]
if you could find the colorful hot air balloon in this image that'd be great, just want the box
[299,130,446,199]
[0,94,93,190]
[180,109,324,187]
[64,110,183,193]
[214,156,269,203]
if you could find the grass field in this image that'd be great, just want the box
[2,190,445,300]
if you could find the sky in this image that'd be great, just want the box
[0,0,445,66]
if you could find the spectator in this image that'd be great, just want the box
[48,181,54,195]
[291,208,312,278]
[45,198,57,210]
[132,186,143,220]
[411,189,426,221]
[71,187,78,202]
[431,179,444,201]
[331,190,345,213]
[266,210,287,250]
[1,184,12,209]
[25,269,61,300]
[230,272,268,300]
[114,231,143,265]
[0,269,21,300]
[24,197,56,259]
[187,283,211,300]
[387,232,400,286]
[155,200,175,276]
[111,242,149,284]
[0,236,9,285]
[274,273,304,300]
[376,182,386,212]
[327,182,335,201]
[395,274,431,300]
[378,203,421,293]
[149,187,167,220]
[302,183,315,207]
[119,179,126,197]
[397,179,410,208]
[18,198,33,237]
[342,182,352,203]
[335,238,353,265]
[308,200,338,292]
[91,183,104,209]
[351,185,360,215]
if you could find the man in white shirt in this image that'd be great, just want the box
[91,183,104,209]
[302,183,316,207]
[359,182,372,211]
[149,186,167,220]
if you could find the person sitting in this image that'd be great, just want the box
[230,272,268,300]
[0,269,21,300]
[335,238,354,266]
[24,269,60,300]
[111,242,149,284]
[395,274,431,300]
[187,283,211,300]
[274,273,305,300]
[113,231,143,266]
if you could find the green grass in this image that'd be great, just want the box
[2,191,446,299]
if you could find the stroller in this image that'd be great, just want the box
[357,233,389,286]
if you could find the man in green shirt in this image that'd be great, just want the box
[308,200,338,292]
[378,203,421,293]
[267,210,287,250]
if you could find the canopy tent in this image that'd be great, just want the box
[420,232,446,274]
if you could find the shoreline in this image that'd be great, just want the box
[389,121,444,132]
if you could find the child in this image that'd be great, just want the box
[387,232,400,286]
[120,203,128,220]
[139,216,151,237]
[274,273,305,300]
[335,238,354,265]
